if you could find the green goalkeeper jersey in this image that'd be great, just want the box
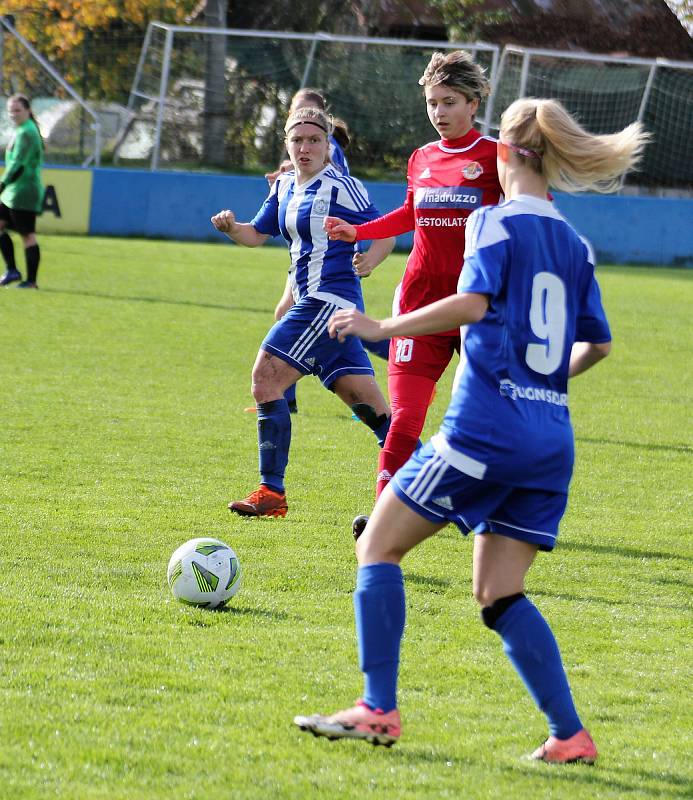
[1,118,44,213]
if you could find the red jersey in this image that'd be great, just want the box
[355,129,501,332]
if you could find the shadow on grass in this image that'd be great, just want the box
[406,573,452,590]
[531,586,685,612]
[576,435,692,455]
[186,605,290,624]
[40,287,269,315]
[559,540,690,563]
[648,574,693,590]
[530,589,633,607]
[389,746,468,765]
[506,760,692,797]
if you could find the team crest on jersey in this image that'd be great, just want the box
[462,161,483,180]
[313,198,328,215]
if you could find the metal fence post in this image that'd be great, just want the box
[151,26,174,171]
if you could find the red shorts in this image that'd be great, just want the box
[387,334,459,382]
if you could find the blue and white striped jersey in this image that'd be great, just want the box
[434,194,611,492]
[251,165,380,309]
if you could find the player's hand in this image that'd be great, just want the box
[265,160,292,188]
[211,209,237,235]
[329,308,385,343]
[324,216,357,242]
[274,296,294,320]
[352,251,377,278]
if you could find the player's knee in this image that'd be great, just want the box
[479,592,526,630]
[355,530,404,566]
[251,375,278,404]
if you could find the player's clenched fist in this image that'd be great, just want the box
[211,209,237,234]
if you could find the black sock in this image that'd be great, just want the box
[0,233,16,271]
[25,244,40,283]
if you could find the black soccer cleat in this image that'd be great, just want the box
[0,269,21,286]
[352,515,369,541]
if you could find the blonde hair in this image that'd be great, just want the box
[501,98,650,193]
[284,106,333,137]
[419,50,491,101]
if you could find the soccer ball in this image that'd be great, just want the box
[167,537,242,609]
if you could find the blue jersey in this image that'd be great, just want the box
[434,195,611,492]
[251,165,380,309]
[329,136,349,175]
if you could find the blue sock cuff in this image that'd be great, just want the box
[357,562,403,590]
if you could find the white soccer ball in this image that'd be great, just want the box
[167,537,242,609]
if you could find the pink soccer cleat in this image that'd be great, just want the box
[530,728,598,764]
[294,700,401,747]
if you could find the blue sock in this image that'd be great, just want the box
[256,399,291,494]
[493,596,582,739]
[354,563,405,713]
[361,337,390,362]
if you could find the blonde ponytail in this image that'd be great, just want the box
[501,98,650,193]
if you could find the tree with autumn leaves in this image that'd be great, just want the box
[1,1,199,101]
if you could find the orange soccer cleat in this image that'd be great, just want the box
[228,485,288,518]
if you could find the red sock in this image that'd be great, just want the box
[376,373,435,497]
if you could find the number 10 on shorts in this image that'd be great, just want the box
[394,338,414,363]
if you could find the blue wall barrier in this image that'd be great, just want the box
[44,165,688,267]
[88,167,416,250]
[552,193,693,268]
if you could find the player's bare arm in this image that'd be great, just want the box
[353,237,396,277]
[329,292,488,343]
[211,209,269,248]
[568,341,611,377]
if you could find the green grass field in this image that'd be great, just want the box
[1,234,691,799]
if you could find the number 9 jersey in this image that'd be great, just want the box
[437,194,612,493]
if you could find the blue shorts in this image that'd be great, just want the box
[262,296,374,388]
[392,441,568,551]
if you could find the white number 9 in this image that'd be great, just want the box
[525,272,566,375]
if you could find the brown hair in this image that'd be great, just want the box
[418,51,491,101]
[289,87,350,149]
[501,98,650,193]
[9,93,44,149]
[290,88,327,113]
